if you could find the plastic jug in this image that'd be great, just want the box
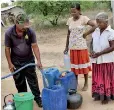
[56,71,77,93]
[64,54,71,70]
[43,68,61,88]
[42,85,67,110]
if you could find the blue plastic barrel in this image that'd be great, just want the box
[56,71,77,93]
[42,85,67,110]
[43,68,61,87]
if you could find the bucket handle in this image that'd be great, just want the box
[3,94,14,107]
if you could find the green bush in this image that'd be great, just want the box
[15,1,111,28]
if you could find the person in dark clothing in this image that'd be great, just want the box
[5,13,42,107]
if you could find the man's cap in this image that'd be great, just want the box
[15,13,29,24]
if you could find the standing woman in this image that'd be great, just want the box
[64,3,96,91]
[91,12,114,104]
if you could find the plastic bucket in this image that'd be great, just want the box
[13,92,34,110]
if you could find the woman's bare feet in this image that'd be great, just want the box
[82,84,88,91]
[82,74,88,91]
[94,97,100,101]
[101,100,108,104]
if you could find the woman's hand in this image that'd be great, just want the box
[64,47,69,54]
[83,33,88,39]
[90,52,101,58]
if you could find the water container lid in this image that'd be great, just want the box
[13,92,34,101]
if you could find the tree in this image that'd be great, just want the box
[16,1,71,26]
[15,1,111,26]
[38,1,71,25]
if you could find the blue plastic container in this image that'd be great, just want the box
[42,85,67,110]
[43,68,61,88]
[56,71,77,93]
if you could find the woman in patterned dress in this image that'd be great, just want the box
[64,3,97,91]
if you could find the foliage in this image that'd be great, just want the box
[15,1,111,26]
[1,3,9,8]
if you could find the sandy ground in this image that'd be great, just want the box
[1,10,114,110]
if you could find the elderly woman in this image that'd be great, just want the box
[91,12,114,104]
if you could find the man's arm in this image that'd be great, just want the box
[5,46,15,72]
[32,43,42,69]
[30,28,42,68]
[5,30,15,72]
